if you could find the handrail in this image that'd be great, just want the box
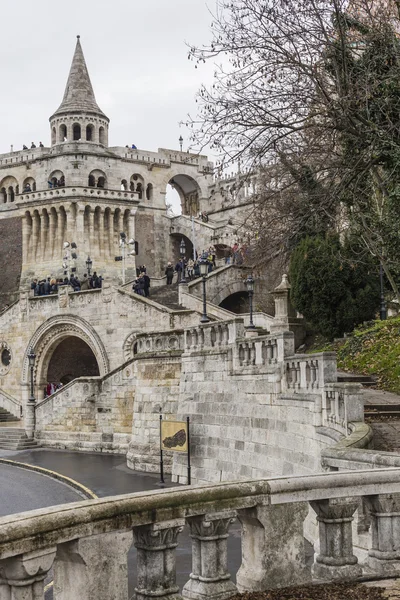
[1,468,400,558]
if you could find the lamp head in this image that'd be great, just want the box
[199,254,209,276]
[245,274,255,292]
[28,348,36,367]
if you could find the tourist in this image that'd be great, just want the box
[39,142,44,148]
[187,258,194,280]
[43,278,51,296]
[80,274,89,291]
[22,145,28,150]
[90,272,99,289]
[31,142,36,149]
[142,272,150,297]
[50,278,58,294]
[165,262,174,285]
[23,183,31,193]
[175,259,183,283]
[132,277,145,296]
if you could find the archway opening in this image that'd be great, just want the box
[166,175,201,217]
[170,233,194,264]
[219,291,250,314]
[73,124,81,141]
[59,124,67,143]
[46,336,100,387]
[86,124,94,142]
[99,126,105,145]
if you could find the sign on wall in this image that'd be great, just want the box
[161,420,188,453]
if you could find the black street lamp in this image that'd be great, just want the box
[180,239,187,284]
[199,253,210,323]
[380,262,387,321]
[86,256,93,276]
[28,348,36,403]
[179,135,183,152]
[245,274,256,329]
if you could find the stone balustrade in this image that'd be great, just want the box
[134,330,185,355]
[284,352,337,393]
[17,185,139,204]
[233,333,293,371]
[184,319,244,352]
[2,469,400,599]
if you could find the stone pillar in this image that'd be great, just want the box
[88,208,95,257]
[133,519,184,600]
[25,400,35,439]
[98,208,105,258]
[365,494,400,574]
[48,209,56,260]
[310,497,362,580]
[108,209,115,258]
[31,211,40,261]
[0,547,56,600]
[236,503,310,592]
[182,513,237,600]
[54,531,133,600]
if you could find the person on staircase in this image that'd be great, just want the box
[165,262,174,285]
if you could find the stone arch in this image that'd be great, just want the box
[130,174,144,198]
[123,331,140,361]
[209,280,247,307]
[72,123,81,141]
[89,169,107,189]
[59,124,67,143]
[23,177,36,193]
[170,232,193,263]
[49,170,65,188]
[0,188,6,204]
[99,126,105,145]
[22,315,110,392]
[0,176,18,203]
[167,174,202,216]
[86,124,94,142]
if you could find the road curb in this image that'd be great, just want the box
[0,458,98,499]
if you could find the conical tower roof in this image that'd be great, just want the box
[50,36,108,120]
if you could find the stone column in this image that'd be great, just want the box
[108,209,115,258]
[48,209,56,260]
[0,547,56,599]
[88,208,95,258]
[236,503,310,592]
[22,212,32,265]
[54,531,133,600]
[182,513,237,600]
[98,208,105,258]
[310,497,362,580]
[31,211,40,261]
[365,494,400,574]
[133,519,184,600]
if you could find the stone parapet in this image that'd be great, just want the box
[1,469,400,598]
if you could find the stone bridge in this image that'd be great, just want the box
[169,214,237,255]
[186,264,251,307]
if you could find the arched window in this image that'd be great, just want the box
[73,124,81,141]
[8,187,15,202]
[121,179,128,191]
[99,126,105,145]
[136,183,143,199]
[59,124,67,143]
[86,124,94,142]
[88,175,96,187]
[146,183,153,200]
[97,177,105,189]
[23,178,35,193]
[0,188,6,204]
[51,127,56,145]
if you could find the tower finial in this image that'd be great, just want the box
[77,34,80,39]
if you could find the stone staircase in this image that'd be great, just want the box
[337,372,376,387]
[0,407,20,423]
[150,283,182,310]
[0,428,37,450]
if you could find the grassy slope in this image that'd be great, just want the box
[312,317,400,394]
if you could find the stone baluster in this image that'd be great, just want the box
[182,513,237,600]
[267,341,274,362]
[133,519,184,600]
[237,503,310,592]
[202,327,212,349]
[249,342,256,366]
[310,497,362,580]
[295,362,301,388]
[310,360,318,387]
[54,531,133,600]
[0,547,56,600]
[366,494,400,574]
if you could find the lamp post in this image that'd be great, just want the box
[86,256,92,277]
[245,274,256,329]
[180,238,187,284]
[63,241,77,279]
[116,233,136,285]
[199,253,210,323]
[179,135,183,152]
[380,261,387,320]
[26,348,36,439]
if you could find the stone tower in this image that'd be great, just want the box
[49,36,110,147]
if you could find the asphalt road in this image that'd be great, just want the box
[0,462,85,517]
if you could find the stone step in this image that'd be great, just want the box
[0,441,37,450]
[0,414,20,421]
[150,283,182,310]
[337,373,376,386]
[0,426,38,449]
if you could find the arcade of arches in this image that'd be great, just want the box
[46,336,100,385]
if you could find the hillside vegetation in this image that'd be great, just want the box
[315,317,400,394]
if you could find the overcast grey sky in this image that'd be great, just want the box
[0,0,216,156]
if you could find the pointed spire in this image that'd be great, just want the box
[51,36,108,120]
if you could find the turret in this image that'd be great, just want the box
[49,36,109,147]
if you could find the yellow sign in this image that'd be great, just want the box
[161,420,188,453]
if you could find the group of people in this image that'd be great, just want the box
[22,142,44,150]
[132,269,151,297]
[165,247,217,284]
[44,382,63,398]
[48,177,65,188]
[31,272,103,296]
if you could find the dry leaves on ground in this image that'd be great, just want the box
[230,582,386,600]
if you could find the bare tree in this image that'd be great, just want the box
[188,0,400,302]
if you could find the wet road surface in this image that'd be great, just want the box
[0,448,242,598]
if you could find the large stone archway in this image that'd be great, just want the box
[22,315,109,399]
